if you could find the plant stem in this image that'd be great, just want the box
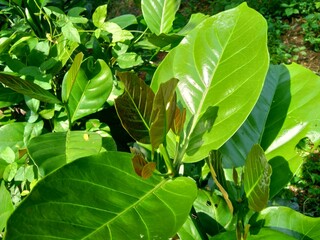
[159,144,174,176]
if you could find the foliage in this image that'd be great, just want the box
[0,0,320,239]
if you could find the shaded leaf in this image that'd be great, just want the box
[150,78,178,149]
[115,72,155,143]
[0,73,60,104]
[244,145,272,212]
[151,3,269,163]
[141,0,180,35]
[220,63,320,197]
[250,206,320,239]
[27,131,102,175]
[0,85,23,108]
[5,152,197,240]
[67,57,113,123]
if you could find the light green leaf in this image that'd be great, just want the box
[0,181,14,232]
[61,21,80,43]
[109,14,137,29]
[116,52,143,69]
[151,3,269,163]
[101,22,134,42]
[220,63,320,197]
[178,216,203,240]
[0,73,60,104]
[142,0,181,35]
[67,57,113,123]
[61,52,84,103]
[92,4,107,28]
[178,13,209,36]
[5,152,197,239]
[27,131,102,175]
[244,145,272,212]
[250,206,320,239]
[0,147,16,164]
[0,123,26,151]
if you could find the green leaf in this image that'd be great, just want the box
[244,145,272,212]
[220,63,320,197]
[178,13,209,36]
[178,216,204,240]
[0,73,61,104]
[151,3,269,163]
[250,206,320,239]
[27,131,102,175]
[5,152,197,239]
[0,85,23,108]
[0,123,26,151]
[142,0,181,35]
[61,52,84,103]
[248,229,296,240]
[150,78,178,149]
[116,52,143,69]
[193,189,234,236]
[92,4,107,28]
[0,181,14,232]
[67,58,113,123]
[115,72,155,143]
[109,14,137,29]
[61,21,80,43]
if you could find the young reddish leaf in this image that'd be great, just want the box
[172,106,186,135]
[132,154,147,177]
[141,162,156,179]
[150,78,179,149]
[115,72,154,143]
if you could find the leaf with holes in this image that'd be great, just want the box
[244,144,272,212]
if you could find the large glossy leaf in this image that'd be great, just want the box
[243,145,272,212]
[0,73,60,104]
[5,152,197,239]
[220,63,320,197]
[151,3,269,163]
[141,0,180,35]
[250,206,320,239]
[27,131,102,175]
[115,72,155,144]
[67,57,113,123]
[0,181,14,231]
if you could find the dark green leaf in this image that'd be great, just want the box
[244,145,272,212]
[0,73,60,104]
[150,78,178,149]
[151,3,269,163]
[115,72,155,143]
[5,152,197,239]
[27,131,102,175]
[0,85,23,108]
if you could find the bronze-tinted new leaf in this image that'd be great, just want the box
[141,162,156,179]
[150,78,179,149]
[172,106,186,135]
[115,72,155,143]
